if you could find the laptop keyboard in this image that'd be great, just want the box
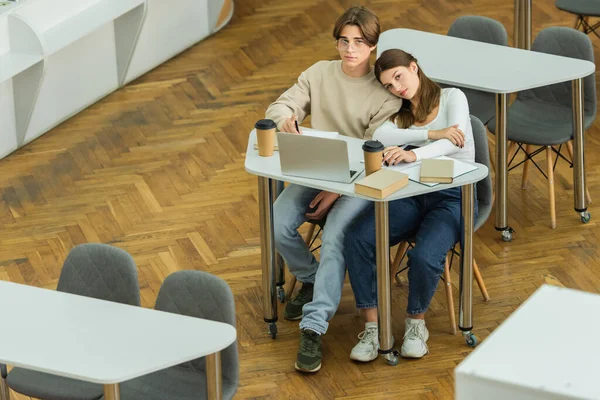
[350,170,357,177]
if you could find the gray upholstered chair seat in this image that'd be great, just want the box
[107,270,238,400]
[118,365,237,400]
[462,88,498,127]
[446,16,508,125]
[487,98,596,146]
[471,115,493,232]
[556,0,600,17]
[6,369,102,400]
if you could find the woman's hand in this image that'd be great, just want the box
[305,191,340,220]
[429,124,464,148]
[280,115,302,134]
[383,146,417,165]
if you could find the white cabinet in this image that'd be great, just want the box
[0,0,233,160]
[455,285,600,400]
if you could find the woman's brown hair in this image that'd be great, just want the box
[374,49,441,128]
[332,6,380,47]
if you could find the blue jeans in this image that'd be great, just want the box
[344,187,476,315]
[273,184,370,334]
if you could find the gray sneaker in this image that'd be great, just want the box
[294,329,322,373]
[283,282,314,320]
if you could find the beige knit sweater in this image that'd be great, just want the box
[266,60,402,139]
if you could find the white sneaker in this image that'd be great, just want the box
[350,322,379,362]
[400,318,429,359]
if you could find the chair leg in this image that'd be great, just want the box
[442,255,457,335]
[392,242,409,287]
[507,141,518,166]
[521,144,532,189]
[473,258,490,301]
[546,146,557,229]
[566,141,592,204]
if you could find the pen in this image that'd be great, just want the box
[294,119,300,134]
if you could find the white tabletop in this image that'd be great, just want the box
[0,280,237,384]
[455,284,600,399]
[244,130,487,201]
[378,28,596,94]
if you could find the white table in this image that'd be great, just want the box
[245,130,488,364]
[455,284,600,400]
[0,280,236,400]
[379,28,596,241]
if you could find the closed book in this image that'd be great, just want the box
[420,158,454,183]
[354,169,409,199]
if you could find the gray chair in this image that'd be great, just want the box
[556,0,600,39]
[116,270,239,400]
[487,27,596,228]
[392,115,491,335]
[446,16,509,125]
[1,243,140,400]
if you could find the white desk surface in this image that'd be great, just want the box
[0,280,237,384]
[244,130,487,202]
[378,28,596,94]
[456,284,600,399]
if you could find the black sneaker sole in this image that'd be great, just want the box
[294,361,321,373]
[283,314,303,321]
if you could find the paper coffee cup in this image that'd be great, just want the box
[255,119,277,157]
[362,140,385,176]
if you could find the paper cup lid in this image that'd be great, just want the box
[362,140,384,152]
[255,119,277,130]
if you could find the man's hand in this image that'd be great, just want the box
[281,115,302,134]
[383,146,417,165]
[305,191,340,220]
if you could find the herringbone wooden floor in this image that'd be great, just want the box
[3,1,600,399]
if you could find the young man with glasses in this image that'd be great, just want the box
[265,6,401,373]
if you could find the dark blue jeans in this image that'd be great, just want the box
[344,187,476,315]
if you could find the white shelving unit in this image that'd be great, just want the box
[9,0,145,146]
[0,0,234,160]
[0,7,43,157]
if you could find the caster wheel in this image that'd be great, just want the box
[268,323,277,339]
[277,287,286,303]
[383,350,400,366]
[581,211,591,224]
[501,227,514,242]
[464,333,478,347]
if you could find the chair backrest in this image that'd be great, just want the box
[520,27,596,118]
[154,270,238,388]
[447,15,508,46]
[56,243,140,306]
[470,115,493,232]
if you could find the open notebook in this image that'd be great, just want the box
[384,156,478,187]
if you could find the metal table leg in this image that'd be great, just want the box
[572,78,591,223]
[0,375,9,400]
[272,180,287,303]
[206,352,223,400]
[103,384,120,400]
[514,0,532,50]
[258,177,278,339]
[495,93,514,241]
[459,184,478,347]
[375,201,399,365]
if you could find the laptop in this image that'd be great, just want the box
[277,132,365,183]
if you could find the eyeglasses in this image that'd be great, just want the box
[336,38,368,51]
